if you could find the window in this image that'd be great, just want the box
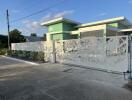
[80,30,104,38]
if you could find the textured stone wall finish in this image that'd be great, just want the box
[12,41,46,52]
[43,41,54,62]
[11,41,54,62]
[12,36,128,72]
[55,36,128,72]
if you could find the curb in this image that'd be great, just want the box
[2,56,39,66]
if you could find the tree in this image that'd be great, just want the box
[31,33,37,37]
[0,35,8,48]
[9,29,26,43]
[43,34,46,41]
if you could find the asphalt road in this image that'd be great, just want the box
[0,56,132,100]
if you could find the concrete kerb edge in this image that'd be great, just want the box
[2,56,40,66]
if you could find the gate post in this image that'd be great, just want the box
[128,35,132,79]
[51,40,56,63]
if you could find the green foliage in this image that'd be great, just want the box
[9,29,26,43]
[0,35,8,49]
[31,33,37,37]
[0,29,26,50]
[0,49,7,55]
[7,50,45,62]
[7,50,12,56]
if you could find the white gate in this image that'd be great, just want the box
[55,36,128,72]
[11,36,129,73]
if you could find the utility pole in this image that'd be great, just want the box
[6,9,10,50]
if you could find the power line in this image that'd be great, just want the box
[11,0,66,23]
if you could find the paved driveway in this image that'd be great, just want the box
[0,56,132,100]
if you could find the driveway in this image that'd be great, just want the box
[0,56,132,100]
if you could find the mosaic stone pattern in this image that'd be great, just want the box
[12,36,129,72]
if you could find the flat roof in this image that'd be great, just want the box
[41,17,80,26]
[78,16,132,28]
[118,28,132,33]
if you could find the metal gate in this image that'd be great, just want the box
[127,35,132,78]
[55,36,129,73]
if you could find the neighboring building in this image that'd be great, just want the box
[41,16,132,41]
[25,36,43,42]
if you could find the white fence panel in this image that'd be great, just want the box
[12,41,45,52]
[11,36,129,72]
[56,36,128,72]
[11,41,55,63]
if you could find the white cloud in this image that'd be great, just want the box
[54,10,74,18]
[41,10,74,22]
[128,0,132,3]
[11,10,20,13]
[22,10,74,36]
[99,12,107,16]
[22,20,41,30]
[40,13,53,22]
[22,20,46,36]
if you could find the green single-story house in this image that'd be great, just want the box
[41,16,132,41]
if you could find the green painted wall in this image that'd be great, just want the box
[48,23,63,32]
[107,22,129,29]
[48,22,77,32]
[107,23,118,28]
[118,23,128,29]
[48,22,78,40]
[63,33,78,40]
[63,23,76,31]
[62,23,78,40]
[51,33,78,40]
[51,33,63,40]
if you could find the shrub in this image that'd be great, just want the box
[7,50,45,62]
[0,49,8,55]
[7,50,12,56]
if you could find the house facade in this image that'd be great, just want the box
[41,16,132,41]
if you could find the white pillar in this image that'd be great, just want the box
[51,40,56,63]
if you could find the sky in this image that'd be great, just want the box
[0,0,132,36]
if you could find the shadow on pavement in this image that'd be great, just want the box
[0,94,6,100]
[123,81,132,91]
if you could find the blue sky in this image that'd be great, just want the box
[0,0,132,36]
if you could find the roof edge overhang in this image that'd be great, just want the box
[119,18,132,28]
[77,16,132,28]
[46,31,72,34]
[41,17,81,26]
[118,28,132,33]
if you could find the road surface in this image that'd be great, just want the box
[0,56,132,100]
